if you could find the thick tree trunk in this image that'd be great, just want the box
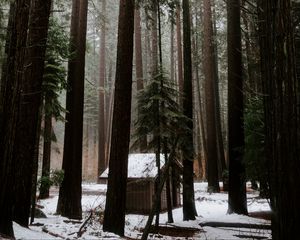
[134,7,147,152]
[182,0,197,221]
[0,1,30,235]
[258,1,300,239]
[227,0,248,215]
[98,0,106,178]
[203,0,220,193]
[57,0,88,219]
[12,0,51,227]
[103,0,134,236]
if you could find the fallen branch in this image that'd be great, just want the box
[77,211,93,237]
[199,221,271,230]
[63,219,82,224]
[42,227,64,238]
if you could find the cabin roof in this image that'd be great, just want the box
[100,153,166,179]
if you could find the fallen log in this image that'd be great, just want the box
[199,221,271,230]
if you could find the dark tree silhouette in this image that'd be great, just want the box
[203,0,220,193]
[103,0,135,236]
[227,0,248,215]
[98,0,106,177]
[182,0,197,221]
[57,0,88,219]
[258,1,300,239]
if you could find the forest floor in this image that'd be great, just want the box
[13,182,271,239]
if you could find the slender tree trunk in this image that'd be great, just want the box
[203,0,220,193]
[141,140,178,240]
[227,0,248,215]
[57,0,88,219]
[170,22,175,84]
[212,0,227,182]
[105,74,114,169]
[176,6,183,96]
[164,141,174,223]
[39,106,52,199]
[103,0,134,236]
[30,108,42,224]
[134,7,147,152]
[182,0,197,221]
[98,0,106,178]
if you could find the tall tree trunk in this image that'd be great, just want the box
[0,1,30,235]
[30,108,42,224]
[170,22,175,84]
[182,0,197,221]
[212,0,227,183]
[134,7,147,152]
[103,0,134,236]
[227,0,248,215]
[203,0,220,193]
[39,106,52,199]
[164,142,174,223]
[194,2,207,180]
[176,6,183,95]
[12,0,51,227]
[98,0,106,178]
[57,0,88,219]
[258,1,299,239]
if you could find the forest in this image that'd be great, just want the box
[0,0,299,239]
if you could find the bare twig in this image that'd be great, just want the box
[77,211,93,237]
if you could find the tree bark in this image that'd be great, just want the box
[98,0,106,178]
[57,0,88,219]
[134,7,147,152]
[258,1,300,239]
[103,0,134,236]
[39,107,52,199]
[203,0,220,193]
[212,0,227,182]
[176,6,183,96]
[182,0,197,221]
[11,0,51,227]
[227,0,248,215]
[0,1,30,235]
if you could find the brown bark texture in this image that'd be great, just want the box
[57,0,88,219]
[227,0,248,215]
[103,0,135,236]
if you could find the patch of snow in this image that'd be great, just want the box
[14,222,57,239]
[100,153,165,178]
[14,181,271,240]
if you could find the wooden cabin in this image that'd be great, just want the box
[99,153,181,214]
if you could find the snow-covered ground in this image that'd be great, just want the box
[14,182,271,239]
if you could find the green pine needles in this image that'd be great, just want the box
[134,68,190,154]
[244,96,269,197]
[42,17,70,121]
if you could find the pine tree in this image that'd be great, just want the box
[39,17,69,199]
